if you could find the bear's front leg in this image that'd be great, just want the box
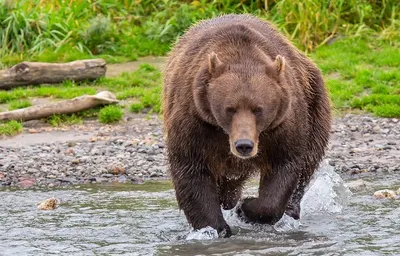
[237,169,299,225]
[285,173,308,220]
[170,159,231,238]
[218,176,247,210]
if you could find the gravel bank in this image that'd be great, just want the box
[0,113,399,188]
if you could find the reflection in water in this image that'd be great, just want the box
[1,169,400,256]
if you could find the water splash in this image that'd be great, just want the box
[300,160,353,217]
[176,160,352,241]
[273,213,300,232]
[185,226,219,241]
[273,160,352,232]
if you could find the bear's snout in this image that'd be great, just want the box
[234,139,254,156]
[229,110,258,159]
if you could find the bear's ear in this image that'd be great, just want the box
[274,55,285,75]
[208,52,226,77]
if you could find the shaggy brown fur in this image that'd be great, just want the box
[162,14,332,238]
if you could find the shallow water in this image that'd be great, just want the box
[1,167,399,256]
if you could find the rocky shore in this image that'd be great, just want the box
[0,113,399,188]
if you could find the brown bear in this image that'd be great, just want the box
[162,13,332,238]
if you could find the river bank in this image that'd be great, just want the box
[0,113,399,188]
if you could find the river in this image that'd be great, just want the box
[1,162,399,256]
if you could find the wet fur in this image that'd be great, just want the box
[162,14,332,237]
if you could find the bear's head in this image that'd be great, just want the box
[194,51,292,159]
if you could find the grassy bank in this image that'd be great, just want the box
[0,63,162,135]
[0,35,399,137]
[313,39,400,117]
[0,0,399,136]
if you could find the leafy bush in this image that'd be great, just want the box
[1,0,399,63]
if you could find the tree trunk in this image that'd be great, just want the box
[0,91,119,122]
[0,59,106,90]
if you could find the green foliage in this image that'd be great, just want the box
[0,120,23,136]
[8,100,32,110]
[80,15,116,54]
[1,0,399,65]
[98,105,124,124]
[269,0,400,51]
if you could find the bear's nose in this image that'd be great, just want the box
[234,139,254,155]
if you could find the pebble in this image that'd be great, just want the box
[345,179,370,192]
[37,198,58,210]
[373,189,397,199]
[118,175,128,183]
[326,114,400,177]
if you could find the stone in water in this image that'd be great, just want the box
[373,189,396,199]
[37,197,59,210]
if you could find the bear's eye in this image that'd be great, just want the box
[252,107,263,116]
[226,107,236,115]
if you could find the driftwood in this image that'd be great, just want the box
[0,59,106,90]
[0,91,119,121]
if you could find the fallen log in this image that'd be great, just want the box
[0,59,106,90]
[0,91,119,122]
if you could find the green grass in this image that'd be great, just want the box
[370,105,400,117]
[98,105,124,124]
[0,86,97,104]
[46,114,83,127]
[0,36,399,127]
[0,64,161,108]
[0,120,23,136]
[44,105,107,126]
[8,100,32,110]
[1,0,399,67]
[0,63,161,129]
[0,0,399,122]
[310,38,400,117]
[130,102,145,113]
